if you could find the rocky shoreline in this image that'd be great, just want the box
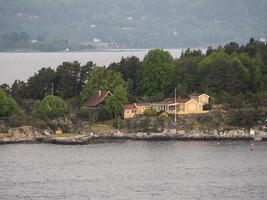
[0,126,267,145]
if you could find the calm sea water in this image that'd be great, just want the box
[0,49,182,85]
[0,141,267,200]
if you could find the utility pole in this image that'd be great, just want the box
[174,87,177,123]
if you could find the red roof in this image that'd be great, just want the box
[152,98,190,105]
[87,90,112,107]
[124,104,137,110]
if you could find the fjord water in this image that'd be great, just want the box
[0,141,267,200]
[0,49,182,85]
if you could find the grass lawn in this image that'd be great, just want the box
[91,121,116,133]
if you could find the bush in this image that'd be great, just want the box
[143,108,157,117]
[79,106,90,119]
[139,118,151,132]
[0,89,20,117]
[38,95,68,118]
[203,103,212,110]
[159,112,169,121]
[228,108,261,126]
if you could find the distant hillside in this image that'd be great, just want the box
[0,0,267,49]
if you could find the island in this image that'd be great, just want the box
[0,39,267,144]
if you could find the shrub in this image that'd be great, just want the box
[79,106,90,119]
[159,112,169,121]
[203,103,212,110]
[0,89,20,117]
[38,95,68,118]
[139,118,151,132]
[143,108,157,117]
[228,108,261,126]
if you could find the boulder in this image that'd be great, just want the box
[177,130,186,136]
[136,132,148,138]
[113,131,125,137]
[169,129,177,135]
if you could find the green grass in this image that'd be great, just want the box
[91,121,116,133]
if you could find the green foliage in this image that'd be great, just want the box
[80,67,128,102]
[38,95,68,118]
[199,51,249,94]
[141,49,175,99]
[0,89,20,117]
[56,61,93,98]
[105,85,129,117]
[228,109,262,126]
[143,108,157,117]
[27,67,56,99]
[10,80,27,103]
[109,56,142,101]
[79,106,90,119]
[10,61,94,100]
[159,112,169,121]
[2,39,267,128]
[174,51,204,95]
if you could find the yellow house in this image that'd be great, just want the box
[134,103,151,115]
[152,96,209,115]
[123,104,138,119]
[123,103,151,119]
[123,94,210,118]
[190,93,210,110]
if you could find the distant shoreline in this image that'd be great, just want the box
[0,47,207,54]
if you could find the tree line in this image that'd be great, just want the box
[1,39,267,122]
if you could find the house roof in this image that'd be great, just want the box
[124,104,137,110]
[87,90,111,107]
[134,103,151,107]
[152,98,190,106]
[190,93,210,97]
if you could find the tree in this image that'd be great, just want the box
[0,89,20,117]
[199,51,249,94]
[105,85,129,117]
[10,80,27,103]
[38,95,68,118]
[56,61,81,98]
[56,61,79,98]
[81,67,128,102]
[27,67,56,99]
[174,52,204,95]
[109,56,142,101]
[0,84,11,96]
[141,49,175,100]
[224,42,240,55]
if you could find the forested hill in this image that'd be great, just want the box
[0,0,267,49]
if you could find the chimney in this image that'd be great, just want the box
[98,90,102,96]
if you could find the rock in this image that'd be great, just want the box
[169,129,177,135]
[249,129,255,137]
[113,131,125,137]
[136,132,148,138]
[177,130,186,136]
[43,131,51,136]
[162,129,169,135]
